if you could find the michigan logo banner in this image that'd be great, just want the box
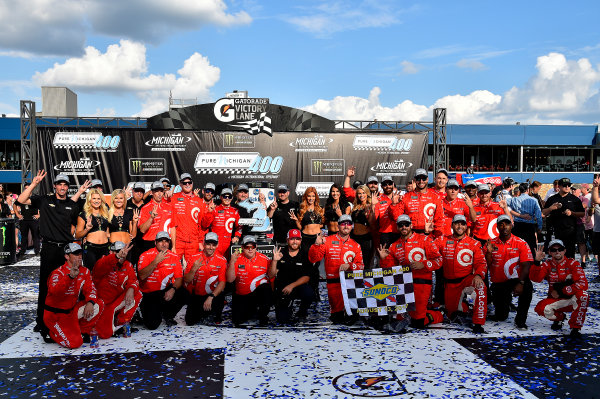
[340,266,416,317]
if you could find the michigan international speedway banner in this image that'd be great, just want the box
[340,266,416,317]
[35,99,427,198]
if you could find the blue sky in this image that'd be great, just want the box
[0,0,599,124]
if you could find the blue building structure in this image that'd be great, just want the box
[0,114,598,187]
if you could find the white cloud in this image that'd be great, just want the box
[302,52,600,124]
[285,1,400,36]
[400,61,421,74]
[89,108,116,117]
[456,58,487,71]
[33,40,220,116]
[0,0,251,56]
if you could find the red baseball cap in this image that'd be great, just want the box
[287,229,302,239]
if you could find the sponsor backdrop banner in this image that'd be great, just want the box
[340,266,416,317]
[35,100,427,198]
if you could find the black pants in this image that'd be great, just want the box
[275,283,315,324]
[379,232,400,248]
[185,293,225,325]
[351,232,373,268]
[38,241,69,332]
[232,283,273,326]
[434,268,445,305]
[18,219,40,255]
[128,237,146,270]
[491,279,533,326]
[140,287,187,330]
[83,242,109,271]
[301,232,320,296]
[513,222,537,256]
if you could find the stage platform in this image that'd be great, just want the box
[0,256,599,398]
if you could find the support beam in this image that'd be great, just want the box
[433,108,447,172]
[20,100,36,186]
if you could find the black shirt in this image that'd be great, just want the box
[274,246,312,291]
[15,201,38,220]
[30,194,78,242]
[543,193,584,232]
[78,212,110,233]
[126,198,145,213]
[108,209,134,233]
[271,200,299,243]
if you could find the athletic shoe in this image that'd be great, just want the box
[569,328,582,338]
[551,320,563,331]
[515,323,528,331]
[472,324,485,334]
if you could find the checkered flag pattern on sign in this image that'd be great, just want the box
[340,266,416,317]
[232,112,272,136]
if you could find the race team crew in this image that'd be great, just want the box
[26,167,596,348]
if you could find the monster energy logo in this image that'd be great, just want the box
[313,160,323,174]
[1,226,5,246]
[225,134,234,146]
[131,160,142,174]
[311,159,345,176]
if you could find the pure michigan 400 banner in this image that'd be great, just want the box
[340,266,417,317]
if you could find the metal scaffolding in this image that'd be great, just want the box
[433,108,447,171]
[20,101,36,186]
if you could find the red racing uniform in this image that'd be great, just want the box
[390,190,444,232]
[488,234,533,284]
[44,263,105,349]
[137,248,183,293]
[232,252,271,296]
[198,199,213,244]
[171,192,204,262]
[432,188,447,201]
[435,197,473,237]
[184,252,228,295]
[92,254,142,339]
[471,201,505,242]
[435,235,487,325]
[374,194,398,234]
[308,234,364,314]
[530,258,589,329]
[139,199,172,241]
[380,232,443,325]
[201,205,241,256]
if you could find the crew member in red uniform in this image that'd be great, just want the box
[139,181,173,254]
[198,182,216,242]
[530,239,588,338]
[43,243,104,349]
[227,235,273,326]
[472,184,511,246]
[432,168,449,201]
[137,231,185,330]
[390,168,444,236]
[463,180,479,206]
[309,214,364,324]
[485,215,533,330]
[373,175,400,247]
[202,187,241,257]
[92,241,142,339]
[435,179,476,237]
[184,232,228,325]
[378,214,443,328]
[435,215,487,333]
[171,173,204,264]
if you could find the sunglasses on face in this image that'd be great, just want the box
[549,247,565,253]
[204,189,214,194]
[278,190,288,194]
[243,245,256,249]
[447,187,459,190]
[221,194,232,199]
[238,190,248,194]
[415,176,427,181]
[452,221,467,226]
[339,221,353,226]
[397,222,411,228]
[381,182,393,187]
[181,181,193,186]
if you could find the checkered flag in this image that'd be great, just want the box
[232,112,273,136]
[195,168,249,174]
[340,266,416,317]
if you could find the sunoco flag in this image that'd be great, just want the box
[340,266,416,317]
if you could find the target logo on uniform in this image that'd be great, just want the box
[204,275,218,294]
[163,218,172,232]
[160,273,175,290]
[225,217,236,233]
[343,251,356,264]
[503,256,520,279]
[487,218,499,239]
[457,249,473,267]
[250,274,268,292]
[423,203,436,218]
[408,247,425,262]
[191,207,201,223]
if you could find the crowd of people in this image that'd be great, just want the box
[15,167,597,348]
